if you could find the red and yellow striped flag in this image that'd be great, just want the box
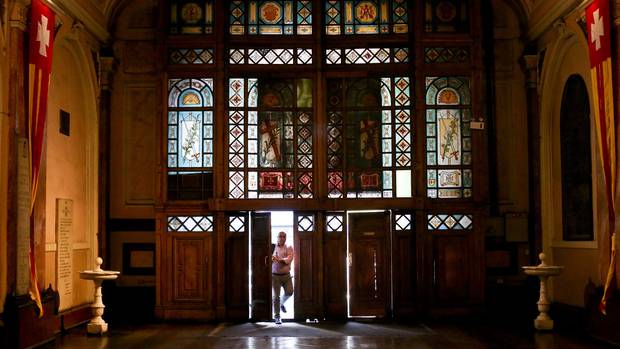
[27,0,55,318]
[586,0,617,315]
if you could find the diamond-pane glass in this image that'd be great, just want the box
[427,214,473,230]
[167,216,214,232]
[297,215,314,231]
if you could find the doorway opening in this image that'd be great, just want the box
[248,211,295,320]
[270,211,295,320]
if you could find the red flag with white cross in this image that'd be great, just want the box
[28,0,55,318]
[586,0,617,315]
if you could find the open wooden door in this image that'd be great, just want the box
[251,212,272,321]
[294,212,319,319]
[348,211,390,317]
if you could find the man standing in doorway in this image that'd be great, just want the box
[272,231,294,325]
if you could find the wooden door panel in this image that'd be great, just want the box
[173,238,204,301]
[294,212,319,318]
[434,235,470,302]
[348,212,389,317]
[251,213,271,321]
[324,212,346,318]
[226,214,248,320]
[393,232,415,315]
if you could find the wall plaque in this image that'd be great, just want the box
[56,198,73,311]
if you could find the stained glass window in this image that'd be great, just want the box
[424,0,469,33]
[325,47,408,64]
[230,1,312,35]
[167,78,214,200]
[326,77,412,198]
[169,48,214,65]
[229,48,312,64]
[425,77,472,199]
[324,0,408,35]
[170,0,214,34]
[168,216,214,232]
[427,214,472,230]
[228,78,313,199]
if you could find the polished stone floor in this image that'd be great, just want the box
[40,319,610,349]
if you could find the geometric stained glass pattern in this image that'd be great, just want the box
[424,47,470,64]
[325,0,409,35]
[228,78,313,199]
[297,214,314,232]
[326,77,412,198]
[229,215,247,233]
[326,214,343,232]
[170,0,214,34]
[427,214,472,230]
[424,0,469,33]
[229,48,312,64]
[325,48,408,64]
[425,76,472,199]
[168,216,214,232]
[394,214,412,231]
[169,48,214,64]
[230,0,312,35]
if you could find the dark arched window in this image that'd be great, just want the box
[560,75,593,241]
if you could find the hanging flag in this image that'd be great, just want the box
[586,0,617,315]
[28,0,55,318]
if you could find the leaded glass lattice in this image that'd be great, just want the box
[425,77,472,199]
[427,214,472,230]
[230,1,312,35]
[325,0,408,35]
[228,78,314,199]
[326,77,412,198]
[168,215,214,232]
[229,48,312,65]
[325,48,409,64]
[170,0,214,34]
[167,78,214,200]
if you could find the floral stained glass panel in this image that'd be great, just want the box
[425,77,472,199]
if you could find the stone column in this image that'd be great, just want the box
[7,0,30,296]
[98,56,115,266]
[522,54,542,266]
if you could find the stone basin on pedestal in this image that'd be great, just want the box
[522,253,564,330]
[79,257,120,335]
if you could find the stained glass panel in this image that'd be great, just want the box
[170,0,213,34]
[169,48,214,64]
[325,47,408,64]
[228,78,313,199]
[229,48,313,64]
[425,77,472,199]
[325,0,409,35]
[230,1,312,35]
[427,214,472,230]
[424,0,469,33]
[168,216,214,232]
[327,77,412,198]
[167,78,214,200]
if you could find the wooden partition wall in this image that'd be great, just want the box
[151,0,486,320]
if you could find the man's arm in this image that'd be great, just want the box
[283,246,294,264]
